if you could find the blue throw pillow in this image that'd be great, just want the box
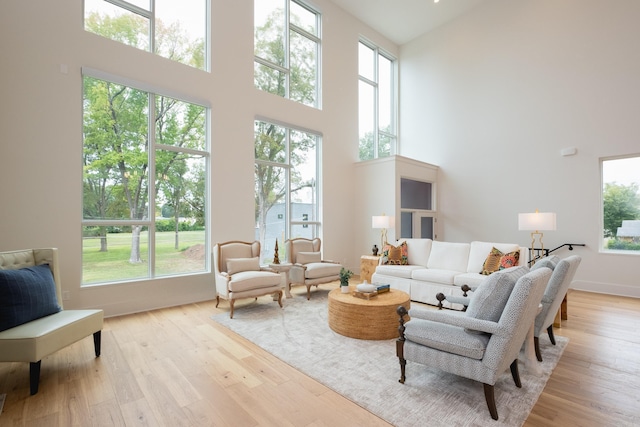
[0,264,62,332]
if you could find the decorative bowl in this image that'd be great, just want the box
[356,283,376,293]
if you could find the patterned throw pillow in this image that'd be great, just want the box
[480,247,520,275]
[382,241,409,265]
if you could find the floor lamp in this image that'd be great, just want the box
[518,211,557,264]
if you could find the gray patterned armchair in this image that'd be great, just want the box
[396,266,551,420]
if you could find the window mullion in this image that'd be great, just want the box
[148,92,156,278]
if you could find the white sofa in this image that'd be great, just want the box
[371,239,529,309]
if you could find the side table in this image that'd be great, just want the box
[269,263,293,298]
[360,255,380,283]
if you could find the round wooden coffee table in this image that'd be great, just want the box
[328,287,410,340]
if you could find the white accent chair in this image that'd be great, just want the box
[396,266,551,420]
[0,248,104,395]
[285,238,342,300]
[530,255,582,361]
[213,241,283,318]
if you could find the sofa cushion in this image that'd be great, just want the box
[465,265,529,323]
[404,239,432,266]
[375,264,424,279]
[382,241,408,265]
[228,270,282,292]
[0,264,62,332]
[426,241,470,272]
[297,251,321,264]
[412,268,460,286]
[467,241,521,274]
[454,272,488,288]
[305,262,341,279]
[226,257,260,274]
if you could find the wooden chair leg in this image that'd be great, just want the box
[29,361,41,395]
[547,325,556,345]
[215,296,220,308]
[534,336,542,362]
[276,291,283,308]
[483,383,499,420]
[306,285,312,300]
[229,299,235,319]
[93,330,102,357]
[510,359,522,388]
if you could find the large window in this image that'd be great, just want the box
[601,155,640,252]
[82,72,209,284]
[254,0,321,108]
[255,120,320,263]
[84,0,207,71]
[358,40,397,161]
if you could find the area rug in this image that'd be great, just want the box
[212,289,568,427]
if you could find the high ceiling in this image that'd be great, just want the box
[328,0,487,45]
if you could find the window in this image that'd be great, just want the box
[255,120,320,263]
[358,40,397,161]
[82,72,209,284]
[601,155,640,252]
[254,0,321,108]
[84,0,207,71]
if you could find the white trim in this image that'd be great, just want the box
[81,67,212,108]
[254,115,323,137]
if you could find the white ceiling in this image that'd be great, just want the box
[328,0,487,45]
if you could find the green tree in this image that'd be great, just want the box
[603,182,640,238]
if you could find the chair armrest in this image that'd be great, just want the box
[260,266,276,273]
[321,260,339,264]
[407,307,500,335]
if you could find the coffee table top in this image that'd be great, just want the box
[328,286,409,306]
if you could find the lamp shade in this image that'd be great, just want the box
[518,212,557,231]
[372,215,394,229]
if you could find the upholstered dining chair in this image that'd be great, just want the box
[530,255,582,361]
[213,240,283,318]
[285,238,342,300]
[396,266,551,420]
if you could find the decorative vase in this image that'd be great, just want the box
[372,244,379,256]
[340,285,349,293]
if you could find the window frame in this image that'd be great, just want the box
[358,38,397,161]
[81,67,211,285]
[253,0,322,108]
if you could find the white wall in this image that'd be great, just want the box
[400,0,640,297]
[0,0,398,316]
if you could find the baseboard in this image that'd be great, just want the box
[571,280,640,299]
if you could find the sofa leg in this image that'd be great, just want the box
[93,330,102,357]
[30,360,41,395]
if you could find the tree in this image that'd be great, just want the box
[603,182,640,238]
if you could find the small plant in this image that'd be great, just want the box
[339,267,354,286]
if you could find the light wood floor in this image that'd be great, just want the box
[1,285,639,426]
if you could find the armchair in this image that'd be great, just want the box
[0,248,104,395]
[396,266,551,420]
[285,238,342,300]
[530,255,581,361]
[213,240,283,318]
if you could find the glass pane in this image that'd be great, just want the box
[401,178,433,210]
[602,156,640,251]
[84,0,150,51]
[254,0,285,64]
[83,77,149,221]
[378,54,393,132]
[378,133,392,158]
[155,96,206,150]
[255,164,287,263]
[421,216,434,239]
[291,223,316,240]
[255,61,287,97]
[155,0,207,70]
[358,42,374,81]
[400,212,413,239]
[255,121,287,163]
[290,1,317,36]
[155,152,206,275]
[290,31,317,107]
[290,130,317,222]
[358,80,375,160]
[82,226,149,283]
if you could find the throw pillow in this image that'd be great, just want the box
[297,251,322,264]
[480,248,521,275]
[226,257,260,274]
[0,264,62,332]
[480,247,502,275]
[382,241,409,265]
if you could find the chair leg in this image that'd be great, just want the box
[483,383,499,420]
[93,331,102,357]
[534,336,543,362]
[306,285,312,300]
[215,296,220,308]
[547,325,556,345]
[29,361,41,395]
[276,291,283,308]
[229,299,235,319]
[510,359,522,388]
